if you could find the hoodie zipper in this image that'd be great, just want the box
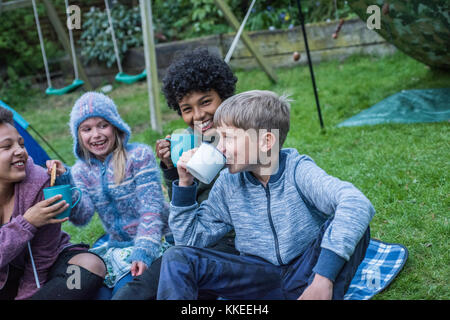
[263,185,283,265]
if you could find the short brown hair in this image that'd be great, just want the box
[0,106,14,126]
[214,90,291,147]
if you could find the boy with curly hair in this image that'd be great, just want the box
[112,48,239,300]
[157,48,237,204]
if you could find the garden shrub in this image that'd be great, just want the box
[78,4,144,67]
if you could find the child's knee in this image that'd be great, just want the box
[68,252,106,278]
[163,246,187,261]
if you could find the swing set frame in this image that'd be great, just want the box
[0,0,94,92]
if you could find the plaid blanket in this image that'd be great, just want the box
[344,239,408,300]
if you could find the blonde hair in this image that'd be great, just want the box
[78,126,127,185]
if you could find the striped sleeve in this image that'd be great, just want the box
[129,145,167,266]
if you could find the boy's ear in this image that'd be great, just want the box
[259,131,277,152]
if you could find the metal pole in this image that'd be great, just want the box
[224,0,256,63]
[32,0,52,88]
[296,0,325,130]
[104,0,124,74]
[139,0,162,134]
[65,0,80,79]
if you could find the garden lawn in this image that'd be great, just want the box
[14,51,449,299]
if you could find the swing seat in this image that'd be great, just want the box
[115,70,147,84]
[45,78,84,96]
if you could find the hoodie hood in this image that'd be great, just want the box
[70,92,131,161]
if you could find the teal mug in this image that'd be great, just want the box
[167,133,201,167]
[43,184,82,219]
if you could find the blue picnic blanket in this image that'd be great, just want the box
[344,239,408,300]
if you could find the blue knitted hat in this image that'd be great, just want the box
[70,92,131,161]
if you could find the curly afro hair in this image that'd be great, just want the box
[162,48,237,115]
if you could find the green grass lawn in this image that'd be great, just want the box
[12,51,450,299]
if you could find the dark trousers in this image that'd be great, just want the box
[157,221,370,300]
[0,247,104,300]
[112,232,238,300]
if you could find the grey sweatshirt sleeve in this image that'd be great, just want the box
[295,156,375,281]
[169,176,233,248]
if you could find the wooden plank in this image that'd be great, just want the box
[230,42,396,70]
[42,0,93,90]
[140,0,162,134]
[221,19,387,58]
[214,0,277,83]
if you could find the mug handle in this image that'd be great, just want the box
[70,187,82,209]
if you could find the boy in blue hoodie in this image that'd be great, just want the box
[157,90,374,300]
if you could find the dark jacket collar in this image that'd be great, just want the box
[243,150,287,186]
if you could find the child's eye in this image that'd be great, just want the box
[201,100,211,106]
[80,127,90,132]
[181,107,191,113]
[0,145,11,149]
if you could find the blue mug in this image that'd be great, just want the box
[43,184,82,219]
[167,133,201,167]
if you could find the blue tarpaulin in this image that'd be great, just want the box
[338,88,450,127]
[0,100,50,167]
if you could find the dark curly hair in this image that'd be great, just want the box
[0,106,14,126]
[162,48,238,115]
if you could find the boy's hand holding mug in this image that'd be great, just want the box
[156,135,174,169]
[176,148,198,187]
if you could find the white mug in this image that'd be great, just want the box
[186,142,226,184]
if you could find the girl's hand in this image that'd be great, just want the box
[23,195,69,228]
[46,160,66,176]
[156,135,174,169]
[131,261,147,277]
[177,148,197,187]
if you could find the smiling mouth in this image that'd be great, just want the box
[11,160,26,169]
[90,140,107,150]
[197,120,213,133]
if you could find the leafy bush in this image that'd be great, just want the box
[78,4,144,68]
[0,5,62,77]
[152,0,356,41]
[0,67,37,107]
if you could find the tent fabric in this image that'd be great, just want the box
[14,120,50,167]
[337,88,450,127]
[0,100,50,167]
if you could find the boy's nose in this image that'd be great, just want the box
[193,107,205,122]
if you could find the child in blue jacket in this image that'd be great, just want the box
[49,92,170,299]
[158,90,374,300]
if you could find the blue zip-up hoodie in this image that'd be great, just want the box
[170,148,375,281]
